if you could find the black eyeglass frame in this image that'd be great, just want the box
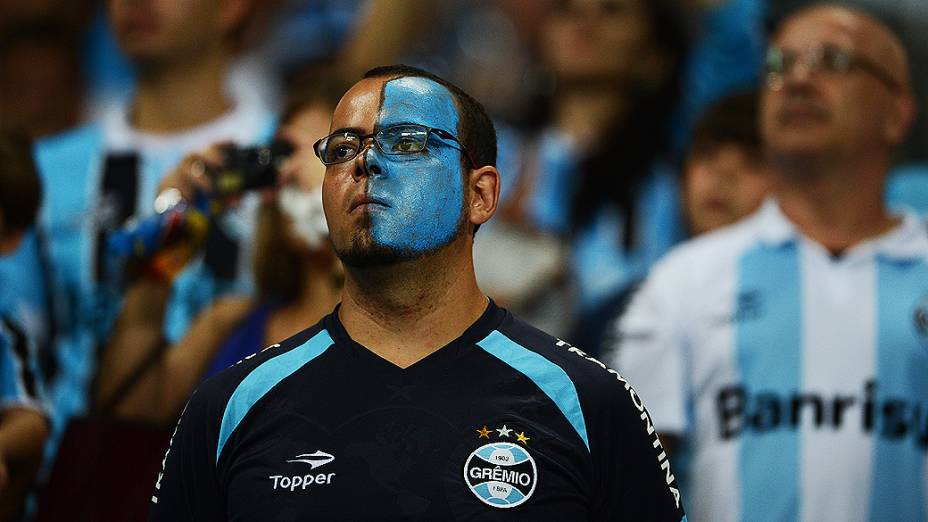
[764,44,902,93]
[313,124,476,168]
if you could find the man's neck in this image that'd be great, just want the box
[130,44,233,134]
[337,238,488,368]
[554,88,627,151]
[774,153,898,254]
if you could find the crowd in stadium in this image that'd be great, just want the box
[0,0,926,520]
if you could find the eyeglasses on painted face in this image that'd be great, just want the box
[313,124,475,167]
[764,44,902,93]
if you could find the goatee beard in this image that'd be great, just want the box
[335,209,467,269]
[336,233,425,268]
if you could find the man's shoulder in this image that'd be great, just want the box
[646,212,764,291]
[34,123,105,220]
[34,123,104,172]
[493,313,630,400]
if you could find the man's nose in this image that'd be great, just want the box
[353,141,382,180]
[784,57,817,85]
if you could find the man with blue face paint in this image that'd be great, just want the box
[149,65,686,521]
[326,74,470,268]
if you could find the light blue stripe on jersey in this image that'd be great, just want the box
[216,330,334,463]
[870,259,928,521]
[477,330,590,451]
[735,242,801,520]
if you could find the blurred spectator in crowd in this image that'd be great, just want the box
[32,83,339,522]
[607,5,925,521]
[571,90,772,356]
[768,1,928,223]
[0,5,95,386]
[95,83,342,427]
[2,0,277,462]
[0,17,84,139]
[0,129,49,522]
[475,0,691,336]
[770,0,928,163]
[682,91,772,237]
[674,0,767,150]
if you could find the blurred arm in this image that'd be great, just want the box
[0,407,49,520]
[96,279,251,426]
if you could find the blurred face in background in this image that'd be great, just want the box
[252,101,335,301]
[684,144,772,236]
[0,36,82,138]
[760,7,913,166]
[108,0,244,66]
[541,0,655,85]
[274,103,333,253]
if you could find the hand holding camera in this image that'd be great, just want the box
[108,140,295,279]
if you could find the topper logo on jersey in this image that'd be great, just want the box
[269,451,336,491]
[464,442,537,508]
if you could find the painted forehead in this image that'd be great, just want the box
[379,76,459,134]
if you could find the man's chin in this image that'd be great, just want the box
[335,213,469,269]
[335,243,423,269]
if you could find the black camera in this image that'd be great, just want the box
[209,139,295,197]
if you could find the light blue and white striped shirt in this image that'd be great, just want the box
[609,199,928,522]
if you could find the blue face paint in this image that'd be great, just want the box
[365,76,466,255]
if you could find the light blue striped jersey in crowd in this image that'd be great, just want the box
[608,199,928,522]
[0,305,44,414]
[0,101,275,440]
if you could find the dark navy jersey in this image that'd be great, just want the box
[149,301,685,521]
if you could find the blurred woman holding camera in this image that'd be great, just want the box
[94,82,343,427]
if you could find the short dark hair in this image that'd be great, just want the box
[280,62,345,126]
[0,128,42,231]
[363,65,497,170]
[688,91,762,162]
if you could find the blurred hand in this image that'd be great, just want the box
[207,295,254,331]
[157,143,228,204]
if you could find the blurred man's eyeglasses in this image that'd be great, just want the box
[314,124,474,167]
[764,44,902,93]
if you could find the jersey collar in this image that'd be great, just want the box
[324,298,507,377]
[755,198,797,248]
[756,197,928,261]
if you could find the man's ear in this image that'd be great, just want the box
[885,91,918,145]
[467,165,500,228]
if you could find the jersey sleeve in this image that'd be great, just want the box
[592,373,686,521]
[149,387,225,522]
[560,343,686,521]
[602,262,688,435]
